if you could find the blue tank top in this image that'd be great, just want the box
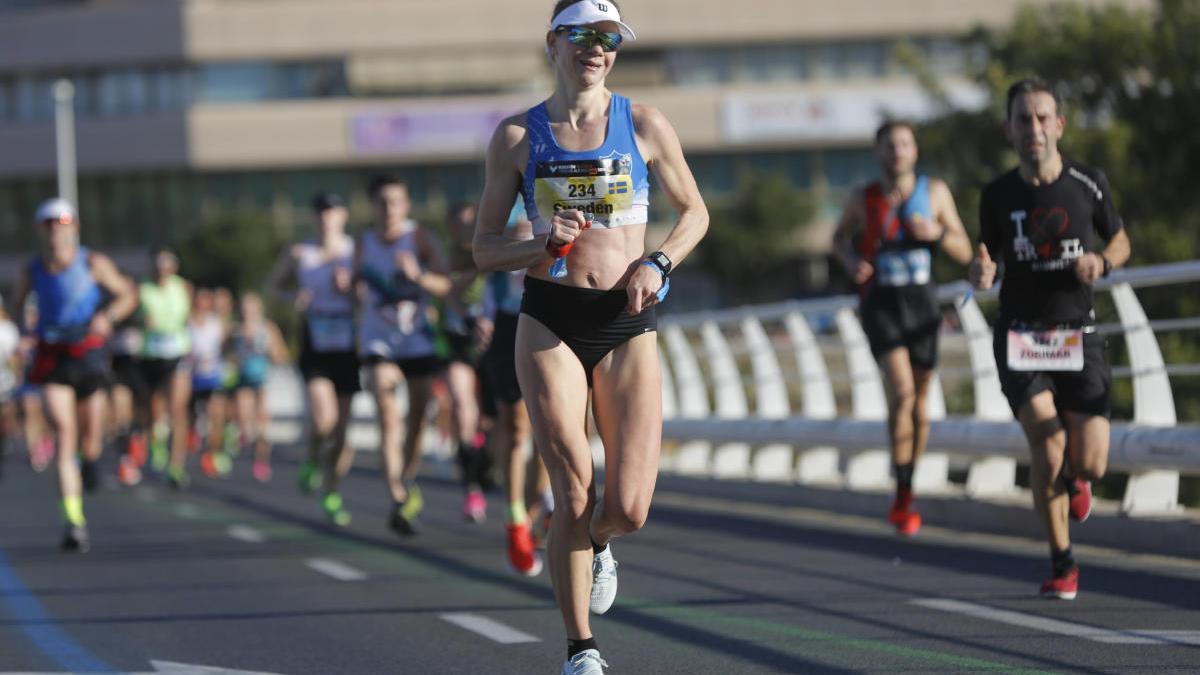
[522,93,649,236]
[864,175,936,287]
[32,247,101,342]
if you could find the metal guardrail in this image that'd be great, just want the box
[657,260,1200,516]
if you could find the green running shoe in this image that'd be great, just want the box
[322,492,352,527]
[388,484,423,536]
[296,460,321,495]
[150,438,169,473]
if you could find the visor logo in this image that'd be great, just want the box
[597,2,609,11]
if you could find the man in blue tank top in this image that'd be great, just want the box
[12,198,137,553]
[833,121,973,537]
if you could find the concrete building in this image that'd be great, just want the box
[0,0,1150,269]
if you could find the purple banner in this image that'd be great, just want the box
[351,107,510,156]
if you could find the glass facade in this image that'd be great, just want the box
[0,60,348,123]
[664,38,963,87]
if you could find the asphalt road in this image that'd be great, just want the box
[1,444,1198,674]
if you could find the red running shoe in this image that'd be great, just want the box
[1068,478,1093,522]
[888,489,921,535]
[117,455,142,487]
[1040,565,1079,600]
[897,510,922,536]
[127,431,147,468]
[506,522,543,576]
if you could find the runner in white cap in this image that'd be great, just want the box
[13,198,137,551]
[474,2,709,672]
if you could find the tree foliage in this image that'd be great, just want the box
[695,173,815,304]
[176,209,286,293]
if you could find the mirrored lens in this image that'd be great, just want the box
[561,26,622,52]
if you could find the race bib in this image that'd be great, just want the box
[307,315,355,352]
[534,157,636,228]
[1007,329,1085,372]
[145,332,183,359]
[875,249,932,287]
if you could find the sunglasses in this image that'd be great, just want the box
[556,26,623,52]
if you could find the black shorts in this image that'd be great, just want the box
[993,323,1111,419]
[860,284,941,370]
[441,327,477,365]
[31,342,109,399]
[299,348,361,395]
[520,277,657,388]
[111,354,147,400]
[482,311,522,408]
[140,357,184,393]
[362,353,444,379]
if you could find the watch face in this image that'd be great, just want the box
[651,251,672,271]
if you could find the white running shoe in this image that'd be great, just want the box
[562,649,607,674]
[589,544,618,615]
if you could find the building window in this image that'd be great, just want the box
[822,148,876,188]
[197,63,274,103]
[740,45,808,83]
[665,48,732,86]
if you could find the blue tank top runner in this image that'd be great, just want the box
[522,93,650,236]
[32,247,101,342]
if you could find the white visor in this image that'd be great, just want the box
[34,197,76,224]
[551,0,636,42]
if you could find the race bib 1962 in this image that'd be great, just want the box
[1007,329,1084,372]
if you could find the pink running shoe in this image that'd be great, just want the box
[463,489,487,524]
[30,437,54,473]
[252,460,273,483]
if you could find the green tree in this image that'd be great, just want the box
[176,209,286,292]
[695,174,815,304]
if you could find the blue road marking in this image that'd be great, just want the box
[0,548,116,672]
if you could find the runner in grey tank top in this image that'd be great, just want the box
[355,175,452,537]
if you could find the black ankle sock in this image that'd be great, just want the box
[895,462,914,493]
[568,637,598,659]
[590,537,606,555]
[1051,546,1075,577]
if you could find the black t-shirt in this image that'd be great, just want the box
[979,159,1124,324]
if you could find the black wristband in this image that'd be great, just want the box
[647,250,673,277]
[1101,255,1112,278]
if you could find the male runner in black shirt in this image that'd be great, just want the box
[970,78,1131,599]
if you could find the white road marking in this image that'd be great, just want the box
[912,598,1198,645]
[174,503,199,519]
[439,612,541,644]
[305,558,367,582]
[226,525,266,544]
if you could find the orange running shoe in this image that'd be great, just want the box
[506,522,543,576]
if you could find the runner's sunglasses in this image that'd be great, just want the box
[555,26,623,52]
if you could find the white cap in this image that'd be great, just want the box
[551,0,636,42]
[34,197,76,224]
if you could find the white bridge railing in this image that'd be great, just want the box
[656,260,1200,516]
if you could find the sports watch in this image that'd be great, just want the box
[647,250,673,277]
